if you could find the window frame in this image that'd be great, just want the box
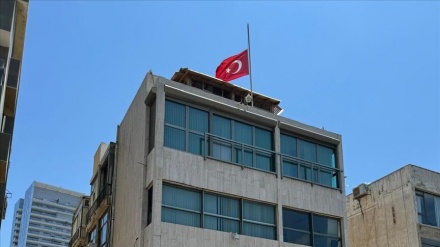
[282,207,342,246]
[416,190,440,227]
[164,98,276,173]
[98,212,108,247]
[164,99,209,155]
[161,183,277,240]
[280,132,340,189]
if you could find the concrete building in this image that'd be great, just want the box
[72,68,347,247]
[347,165,440,247]
[12,181,83,247]
[10,198,23,246]
[0,0,29,228]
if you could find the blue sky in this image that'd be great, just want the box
[1,1,439,245]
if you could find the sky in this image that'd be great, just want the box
[1,1,439,245]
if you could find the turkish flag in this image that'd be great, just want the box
[216,50,249,82]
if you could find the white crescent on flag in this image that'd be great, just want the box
[231,60,242,74]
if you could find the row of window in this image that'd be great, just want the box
[160,184,341,246]
[416,190,440,228]
[164,100,340,188]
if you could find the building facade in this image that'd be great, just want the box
[12,181,83,247]
[10,198,23,246]
[347,165,440,247]
[72,68,347,247]
[0,0,29,228]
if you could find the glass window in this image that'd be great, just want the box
[234,121,252,145]
[317,145,336,168]
[283,209,311,245]
[243,201,276,240]
[416,191,440,227]
[204,193,240,233]
[161,184,201,227]
[283,208,341,247]
[212,115,231,139]
[164,100,275,172]
[281,134,297,157]
[189,108,208,133]
[164,100,208,155]
[161,184,276,240]
[280,133,339,188]
[98,213,108,247]
[298,139,317,162]
[165,100,185,127]
[255,127,272,150]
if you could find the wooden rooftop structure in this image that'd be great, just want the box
[171,68,283,115]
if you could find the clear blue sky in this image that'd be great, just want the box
[1,1,439,245]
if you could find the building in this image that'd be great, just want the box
[347,165,440,247]
[0,0,29,227]
[10,198,23,246]
[11,181,83,247]
[70,142,115,247]
[69,196,90,247]
[72,68,347,247]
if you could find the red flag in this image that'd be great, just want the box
[216,50,249,82]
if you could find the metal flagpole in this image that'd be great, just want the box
[247,23,254,107]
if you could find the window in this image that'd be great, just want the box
[281,133,339,188]
[161,184,276,240]
[416,191,440,227]
[164,100,208,155]
[283,208,341,247]
[204,193,240,233]
[161,184,202,227]
[98,213,108,247]
[164,100,275,172]
[147,186,153,226]
[422,238,440,247]
[88,228,96,243]
[211,115,274,172]
[243,201,276,240]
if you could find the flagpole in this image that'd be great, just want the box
[247,23,254,107]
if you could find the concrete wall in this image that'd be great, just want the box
[347,165,440,247]
[112,72,155,247]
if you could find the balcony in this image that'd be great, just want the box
[203,133,341,189]
[86,184,111,224]
[69,226,86,247]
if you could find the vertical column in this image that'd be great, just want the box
[153,77,166,245]
[274,123,284,242]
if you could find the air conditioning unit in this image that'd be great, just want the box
[87,243,97,247]
[353,183,369,200]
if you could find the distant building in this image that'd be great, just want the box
[9,198,23,246]
[71,68,347,247]
[0,0,29,228]
[11,181,83,247]
[347,165,440,247]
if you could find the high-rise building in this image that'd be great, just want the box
[9,198,23,246]
[347,165,440,247]
[71,68,347,247]
[12,181,83,247]
[0,0,29,227]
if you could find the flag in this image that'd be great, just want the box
[215,49,249,82]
